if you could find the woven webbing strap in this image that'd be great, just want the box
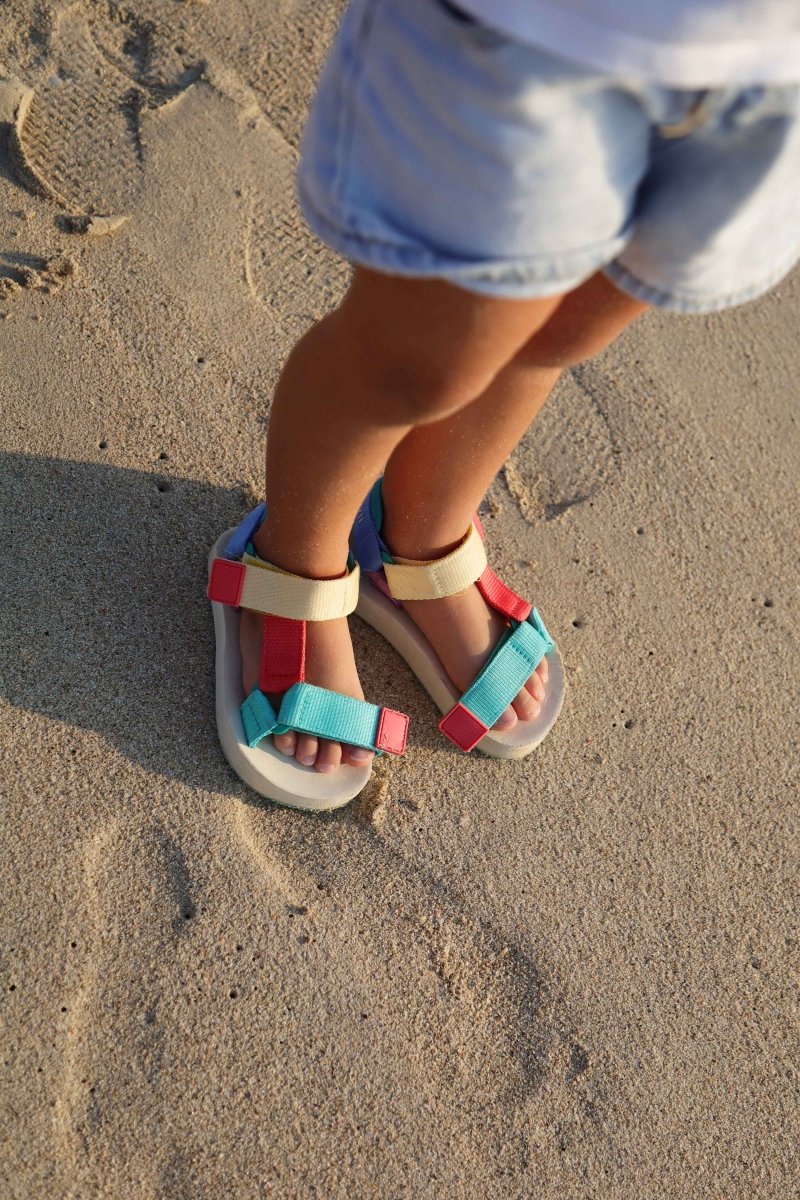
[241,553,359,620]
[208,554,359,620]
[241,682,408,756]
[382,522,487,601]
[438,610,554,752]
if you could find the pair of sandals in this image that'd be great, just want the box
[207,479,566,811]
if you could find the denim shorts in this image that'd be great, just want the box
[297,0,800,312]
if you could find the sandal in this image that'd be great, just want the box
[208,504,409,810]
[351,480,565,758]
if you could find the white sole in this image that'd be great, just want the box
[208,531,372,811]
[355,582,565,760]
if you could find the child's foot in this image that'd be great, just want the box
[377,512,548,729]
[239,610,374,773]
[399,584,548,731]
[239,532,546,769]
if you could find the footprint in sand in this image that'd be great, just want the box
[505,367,622,522]
[13,9,198,213]
[244,187,350,331]
[53,817,216,1194]
[233,0,346,150]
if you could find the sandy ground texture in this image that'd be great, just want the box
[1,3,798,1197]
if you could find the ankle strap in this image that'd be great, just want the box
[382,521,488,601]
[208,553,360,620]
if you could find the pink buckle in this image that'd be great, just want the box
[259,616,306,694]
[477,566,532,623]
[438,703,488,752]
[207,558,246,607]
[375,708,409,756]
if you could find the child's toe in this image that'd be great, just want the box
[345,745,374,766]
[314,738,342,773]
[274,730,297,757]
[296,733,318,766]
[493,704,518,731]
[535,657,549,685]
[512,687,541,722]
[526,670,546,705]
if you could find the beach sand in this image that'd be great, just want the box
[1,3,798,1196]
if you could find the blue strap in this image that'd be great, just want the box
[351,479,387,573]
[241,686,284,748]
[240,681,386,752]
[277,682,385,751]
[459,609,554,729]
[225,503,266,560]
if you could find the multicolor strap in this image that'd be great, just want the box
[438,609,554,751]
[208,554,360,621]
[476,565,532,623]
[352,478,557,753]
[241,682,408,756]
[214,504,409,755]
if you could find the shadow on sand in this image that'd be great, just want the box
[0,450,438,798]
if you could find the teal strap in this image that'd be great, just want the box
[241,687,285,748]
[276,681,385,751]
[459,609,554,729]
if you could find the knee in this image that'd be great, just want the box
[368,354,494,424]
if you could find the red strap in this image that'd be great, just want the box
[476,566,532,623]
[375,708,409,756]
[438,703,489,753]
[259,615,306,694]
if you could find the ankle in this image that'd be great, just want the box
[380,510,474,563]
[251,523,350,580]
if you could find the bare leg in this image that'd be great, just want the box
[381,273,648,729]
[242,268,563,770]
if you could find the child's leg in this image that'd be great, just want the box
[243,269,563,771]
[380,273,647,727]
[383,273,646,554]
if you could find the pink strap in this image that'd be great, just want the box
[375,708,409,755]
[438,703,489,753]
[470,516,532,621]
[259,616,306,694]
[477,566,532,623]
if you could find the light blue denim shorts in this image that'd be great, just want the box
[297,0,800,312]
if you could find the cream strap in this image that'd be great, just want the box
[383,521,488,601]
[239,552,360,620]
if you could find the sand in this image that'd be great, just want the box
[1,3,798,1197]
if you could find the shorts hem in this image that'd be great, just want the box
[605,251,800,314]
[298,178,626,299]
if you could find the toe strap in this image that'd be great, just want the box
[241,682,408,756]
[241,688,284,748]
[438,610,554,752]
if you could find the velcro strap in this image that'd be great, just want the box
[477,566,532,622]
[454,613,554,737]
[208,553,360,620]
[259,615,306,694]
[383,522,487,601]
[241,688,281,749]
[277,682,408,756]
